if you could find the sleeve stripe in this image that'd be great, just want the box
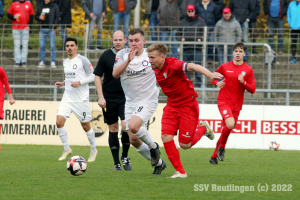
[181,62,188,73]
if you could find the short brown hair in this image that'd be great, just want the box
[233,42,247,52]
[128,28,145,37]
[147,43,168,56]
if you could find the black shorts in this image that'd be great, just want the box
[102,101,125,125]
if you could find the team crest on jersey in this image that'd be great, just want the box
[241,71,246,76]
[73,64,77,69]
[115,58,120,64]
[89,64,93,71]
[223,110,227,114]
[163,72,167,78]
[142,60,149,67]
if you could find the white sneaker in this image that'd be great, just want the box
[51,62,56,69]
[38,61,46,68]
[88,150,98,162]
[200,121,215,140]
[171,171,188,178]
[58,149,72,161]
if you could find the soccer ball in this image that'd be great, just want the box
[269,141,280,151]
[67,155,87,176]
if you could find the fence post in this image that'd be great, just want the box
[264,43,272,99]
[53,87,57,101]
[85,24,89,57]
[202,26,208,104]
[286,92,289,106]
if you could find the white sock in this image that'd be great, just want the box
[135,125,156,149]
[86,128,97,152]
[136,142,151,160]
[57,126,70,151]
[156,159,162,166]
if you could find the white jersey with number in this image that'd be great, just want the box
[114,48,159,104]
[62,54,94,102]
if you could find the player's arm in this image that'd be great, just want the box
[238,70,256,94]
[112,48,136,79]
[55,81,65,88]
[187,63,223,81]
[72,57,95,88]
[1,68,15,105]
[94,76,106,108]
[209,67,225,88]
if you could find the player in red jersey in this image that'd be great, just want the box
[209,42,256,164]
[147,43,223,178]
[0,67,15,150]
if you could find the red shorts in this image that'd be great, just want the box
[218,102,240,127]
[0,100,4,119]
[161,99,199,144]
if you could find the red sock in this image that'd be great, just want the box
[191,126,206,147]
[212,126,232,158]
[164,140,185,174]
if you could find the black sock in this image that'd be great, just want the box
[108,131,120,165]
[121,130,130,158]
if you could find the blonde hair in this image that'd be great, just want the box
[147,43,168,55]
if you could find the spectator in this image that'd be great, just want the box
[249,0,260,54]
[35,0,59,68]
[58,0,71,50]
[287,0,300,64]
[176,4,206,87]
[82,0,107,50]
[195,0,218,62]
[179,0,194,20]
[212,0,225,22]
[214,7,242,65]
[36,0,43,8]
[229,0,254,61]
[7,0,34,68]
[144,0,160,41]
[157,0,182,58]
[109,0,137,41]
[0,1,3,22]
[263,0,290,55]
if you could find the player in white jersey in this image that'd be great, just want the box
[113,28,166,175]
[55,37,97,162]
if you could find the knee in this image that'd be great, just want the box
[179,143,191,150]
[226,123,235,130]
[109,124,118,133]
[128,122,139,134]
[56,120,64,128]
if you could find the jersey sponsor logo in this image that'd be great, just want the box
[73,64,77,69]
[261,121,300,135]
[241,71,246,76]
[89,64,93,71]
[163,72,167,78]
[226,71,234,73]
[115,57,120,64]
[182,131,191,138]
[65,72,76,78]
[199,120,257,134]
[126,69,146,76]
[142,60,149,67]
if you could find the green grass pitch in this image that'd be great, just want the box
[0,145,299,200]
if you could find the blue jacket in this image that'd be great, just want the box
[287,1,300,29]
[0,1,4,18]
[195,1,218,27]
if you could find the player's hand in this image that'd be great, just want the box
[181,38,185,41]
[128,48,137,62]
[71,81,81,88]
[9,98,15,105]
[55,82,65,88]
[98,97,106,109]
[217,80,225,88]
[238,74,244,83]
[210,72,223,81]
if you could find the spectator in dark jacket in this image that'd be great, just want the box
[263,0,289,54]
[195,0,218,61]
[179,0,196,20]
[157,0,182,58]
[144,0,161,41]
[212,0,225,22]
[249,0,260,54]
[0,1,3,21]
[109,0,137,41]
[176,4,206,87]
[35,0,59,68]
[58,0,71,50]
[82,0,107,50]
[36,0,43,8]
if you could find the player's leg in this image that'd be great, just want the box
[119,102,131,170]
[73,101,97,162]
[56,101,72,161]
[0,100,4,150]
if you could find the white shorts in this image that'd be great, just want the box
[57,100,92,123]
[125,101,158,130]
